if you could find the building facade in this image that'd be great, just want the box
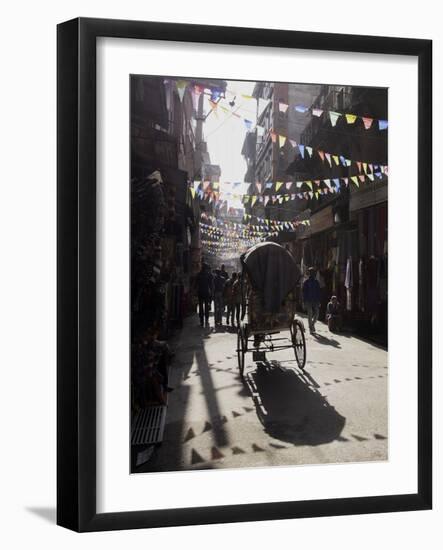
[289,84,388,342]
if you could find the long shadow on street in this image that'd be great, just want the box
[246,361,346,445]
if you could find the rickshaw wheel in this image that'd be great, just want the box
[290,319,306,370]
[237,326,246,377]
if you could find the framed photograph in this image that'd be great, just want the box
[57,17,432,532]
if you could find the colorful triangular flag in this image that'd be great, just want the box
[295,104,309,113]
[345,113,357,124]
[362,117,373,130]
[329,111,341,127]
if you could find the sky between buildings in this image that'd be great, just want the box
[203,80,257,208]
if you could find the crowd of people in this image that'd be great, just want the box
[195,263,242,328]
[195,262,343,334]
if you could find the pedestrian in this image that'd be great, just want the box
[212,268,226,326]
[220,264,229,281]
[326,295,342,332]
[224,272,236,325]
[231,273,242,327]
[303,267,321,333]
[220,264,229,314]
[195,263,213,327]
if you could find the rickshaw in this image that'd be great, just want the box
[236,242,306,377]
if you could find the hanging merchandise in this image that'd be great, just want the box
[175,80,188,102]
[345,256,353,311]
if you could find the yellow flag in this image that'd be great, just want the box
[345,114,357,124]
[279,135,286,148]
[305,181,313,191]
[276,181,284,192]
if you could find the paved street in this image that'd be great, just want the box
[136,313,388,473]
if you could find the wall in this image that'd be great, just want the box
[0,1,440,548]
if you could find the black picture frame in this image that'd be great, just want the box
[57,17,432,532]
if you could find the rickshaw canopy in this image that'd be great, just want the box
[241,242,301,313]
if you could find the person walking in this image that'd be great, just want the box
[231,273,242,327]
[196,263,213,327]
[220,264,229,282]
[220,264,229,314]
[213,269,226,326]
[224,272,236,325]
[303,267,321,333]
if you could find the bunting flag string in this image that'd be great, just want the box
[218,93,389,133]
[166,79,388,132]
[200,218,311,237]
[192,168,387,207]
[203,92,388,143]
[267,128,388,167]
[216,86,388,130]
[239,170,386,204]
[200,211,310,229]
[191,160,388,198]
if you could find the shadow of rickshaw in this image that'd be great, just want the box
[245,362,346,446]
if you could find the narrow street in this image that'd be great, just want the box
[136,314,388,473]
